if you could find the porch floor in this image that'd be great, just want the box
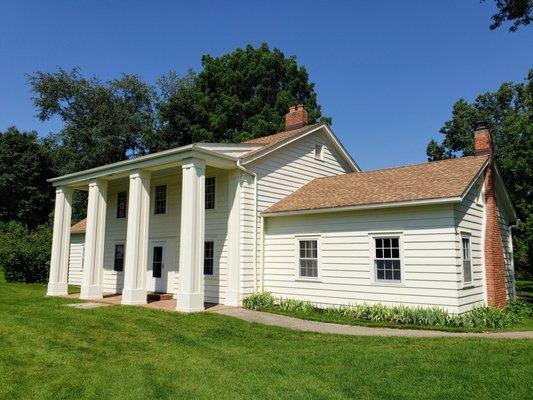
[64,293,229,313]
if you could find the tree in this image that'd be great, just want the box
[0,127,54,228]
[149,43,330,152]
[427,70,533,274]
[29,67,157,174]
[484,0,532,32]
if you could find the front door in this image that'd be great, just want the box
[151,242,166,292]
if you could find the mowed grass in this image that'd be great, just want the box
[0,281,532,399]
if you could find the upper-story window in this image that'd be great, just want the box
[117,191,127,218]
[154,185,167,214]
[374,236,401,282]
[205,177,215,209]
[314,143,324,160]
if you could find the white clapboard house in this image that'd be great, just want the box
[47,105,516,313]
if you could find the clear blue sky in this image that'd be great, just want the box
[1,1,531,170]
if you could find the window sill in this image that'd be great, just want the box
[462,283,474,289]
[372,280,404,287]
[294,278,322,283]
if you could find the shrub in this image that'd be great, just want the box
[242,292,274,310]
[0,221,52,283]
[278,298,315,313]
[247,294,530,330]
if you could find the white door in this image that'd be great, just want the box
[151,242,166,293]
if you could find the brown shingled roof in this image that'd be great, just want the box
[70,218,86,234]
[265,156,489,214]
[242,124,320,158]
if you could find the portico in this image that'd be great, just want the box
[47,145,246,312]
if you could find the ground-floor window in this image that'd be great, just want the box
[298,238,319,278]
[204,241,214,275]
[461,236,472,285]
[373,236,401,282]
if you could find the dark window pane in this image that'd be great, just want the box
[392,248,399,259]
[384,248,391,258]
[376,248,383,258]
[393,270,401,280]
[375,238,383,248]
[205,177,215,209]
[391,238,399,247]
[204,241,214,275]
[385,269,392,280]
[383,238,391,248]
[114,244,124,271]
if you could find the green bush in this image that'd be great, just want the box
[0,221,52,283]
[242,292,275,310]
[278,298,315,313]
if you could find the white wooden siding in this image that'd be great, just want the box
[263,205,462,313]
[241,130,353,299]
[67,233,84,286]
[454,178,485,313]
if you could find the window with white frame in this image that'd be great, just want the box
[374,236,401,282]
[461,236,472,285]
[314,143,324,160]
[154,185,167,214]
[205,177,215,209]
[113,244,124,272]
[298,239,318,278]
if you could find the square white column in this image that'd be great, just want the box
[80,179,108,300]
[225,170,241,306]
[122,170,151,305]
[177,158,206,312]
[47,187,73,296]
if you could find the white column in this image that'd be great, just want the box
[80,179,108,299]
[122,170,151,305]
[177,158,205,312]
[225,170,241,306]
[47,187,73,296]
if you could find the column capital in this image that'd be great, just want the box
[55,186,74,196]
[181,158,206,173]
[129,169,151,180]
[88,179,108,189]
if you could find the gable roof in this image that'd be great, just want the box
[241,123,360,171]
[264,156,490,215]
[70,218,87,234]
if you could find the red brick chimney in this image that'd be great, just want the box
[475,125,507,307]
[285,104,308,131]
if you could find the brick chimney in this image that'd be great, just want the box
[285,104,308,131]
[475,125,507,307]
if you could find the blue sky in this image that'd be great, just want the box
[1,1,531,170]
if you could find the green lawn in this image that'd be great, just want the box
[1,281,532,399]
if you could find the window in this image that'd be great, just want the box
[298,239,318,278]
[154,185,167,214]
[374,237,401,282]
[205,177,215,209]
[314,143,324,160]
[114,244,124,272]
[462,237,472,285]
[117,191,127,218]
[204,241,214,275]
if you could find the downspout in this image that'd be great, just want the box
[508,220,519,298]
[260,215,265,292]
[236,159,259,292]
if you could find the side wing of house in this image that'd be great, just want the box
[454,173,516,313]
[239,127,357,299]
[67,233,85,286]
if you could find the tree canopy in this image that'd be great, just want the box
[427,70,532,273]
[148,43,330,151]
[0,127,54,228]
[484,0,532,31]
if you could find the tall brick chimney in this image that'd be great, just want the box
[285,104,308,131]
[474,125,507,307]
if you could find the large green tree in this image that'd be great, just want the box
[0,127,54,228]
[427,70,532,273]
[29,67,157,174]
[148,43,330,152]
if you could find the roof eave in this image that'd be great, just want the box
[261,196,462,218]
[48,144,238,187]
